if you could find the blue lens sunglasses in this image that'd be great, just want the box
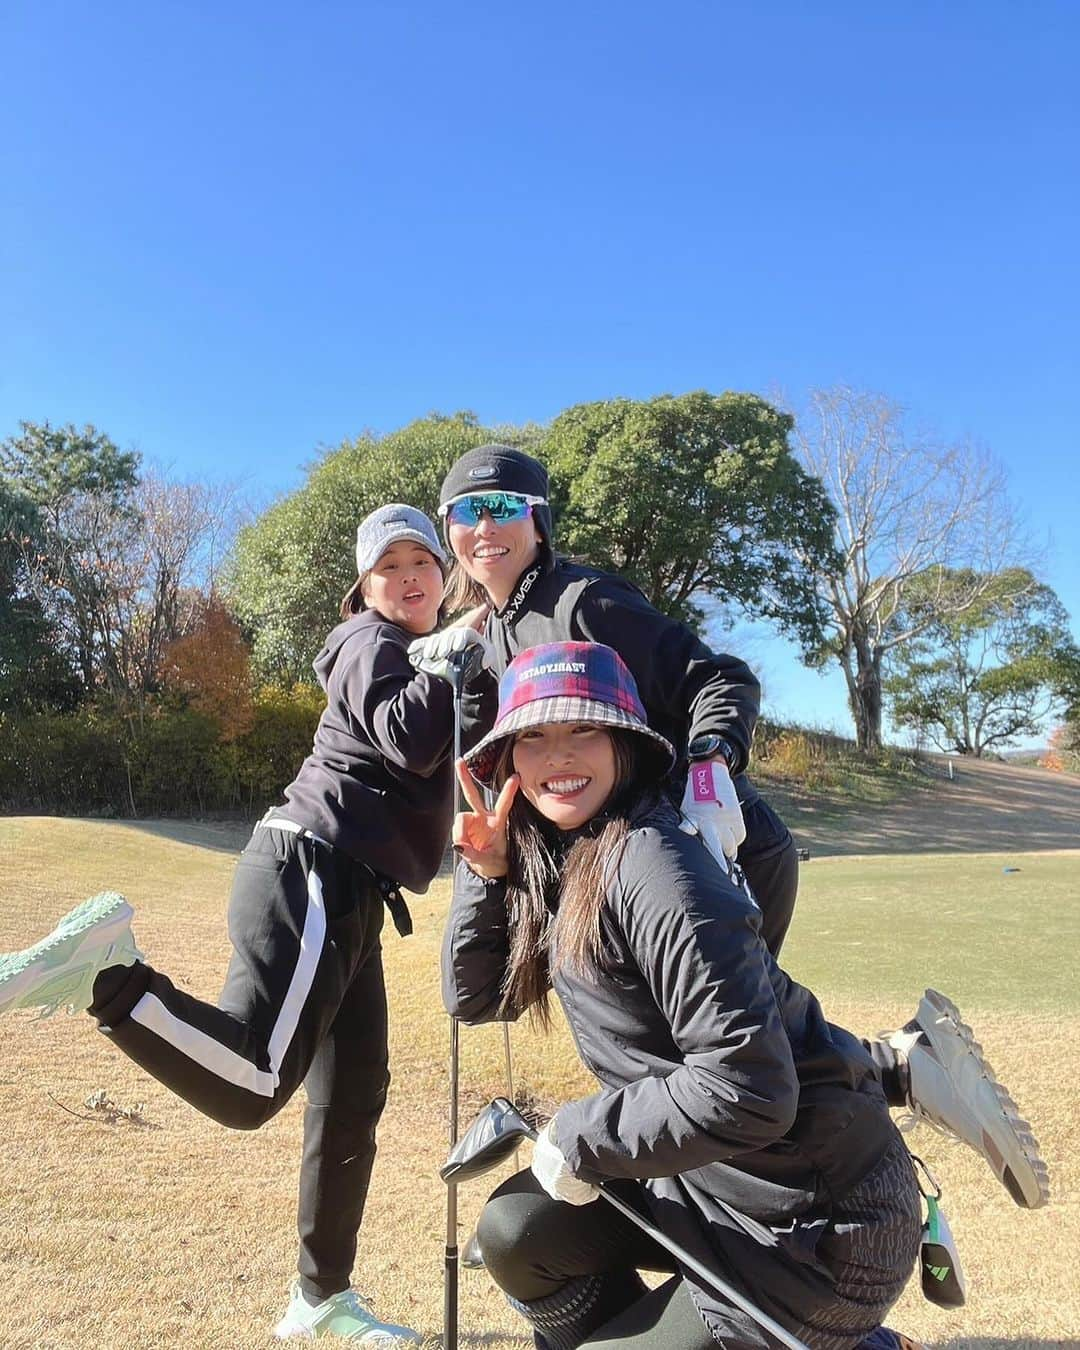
[439,491,547,527]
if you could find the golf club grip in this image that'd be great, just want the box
[596,1187,812,1350]
[447,641,484,690]
[444,1249,458,1350]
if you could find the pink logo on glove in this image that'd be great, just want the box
[691,763,717,803]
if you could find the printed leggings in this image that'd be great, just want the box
[88,824,389,1300]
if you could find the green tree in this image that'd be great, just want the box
[0,479,80,711]
[540,391,838,645]
[226,413,539,682]
[884,568,1075,756]
[0,421,141,695]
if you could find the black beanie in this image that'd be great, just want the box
[439,445,555,564]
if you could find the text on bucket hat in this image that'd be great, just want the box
[464,642,675,788]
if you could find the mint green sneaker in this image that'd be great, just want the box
[273,1282,421,1344]
[0,892,142,1019]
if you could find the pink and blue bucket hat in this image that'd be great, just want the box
[464,642,675,787]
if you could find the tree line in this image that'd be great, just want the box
[3,390,1078,815]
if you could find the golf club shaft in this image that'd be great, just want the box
[595,1186,811,1350]
[445,668,469,1350]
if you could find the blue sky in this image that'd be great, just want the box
[4,2,1078,742]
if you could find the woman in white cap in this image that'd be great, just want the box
[0,503,493,1343]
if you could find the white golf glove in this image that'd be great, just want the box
[407,627,496,683]
[530,1120,599,1206]
[680,759,746,860]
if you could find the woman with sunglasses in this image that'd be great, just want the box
[410,445,1047,1214]
[443,641,923,1350]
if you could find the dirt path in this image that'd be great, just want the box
[759,756,1080,857]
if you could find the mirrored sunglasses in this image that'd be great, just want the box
[439,491,547,527]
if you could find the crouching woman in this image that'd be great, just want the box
[443,641,922,1350]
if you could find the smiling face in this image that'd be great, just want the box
[511,722,617,831]
[359,540,443,634]
[448,507,543,609]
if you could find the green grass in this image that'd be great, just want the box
[781,851,1079,1015]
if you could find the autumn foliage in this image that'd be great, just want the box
[160,596,254,740]
[1041,724,1080,774]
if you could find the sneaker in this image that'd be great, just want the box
[887,989,1050,1209]
[0,892,142,1019]
[273,1282,421,1344]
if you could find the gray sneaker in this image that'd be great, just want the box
[0,892,141,1018]
[888,989,1050,1209]
[273,1282,421,1344]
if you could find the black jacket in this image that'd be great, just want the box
[282,609,492,892]
[443,798,895,1315]
[485,559,759,783]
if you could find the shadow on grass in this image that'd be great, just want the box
[932,1342,1080,1350]
[106,816,256,855]
[760,757,1080,858]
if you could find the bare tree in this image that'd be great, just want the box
[795,387,1032,752]
[90,471,240,705]
[2,424,239,708]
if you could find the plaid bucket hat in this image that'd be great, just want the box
[464,642,676,787]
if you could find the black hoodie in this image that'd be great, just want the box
[281,609,492,892]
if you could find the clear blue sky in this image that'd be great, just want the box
[4,2,1078,741]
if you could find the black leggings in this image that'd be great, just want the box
[479,1139,919,1350]
[88,825,390,1301]
[478,1170,714,1350]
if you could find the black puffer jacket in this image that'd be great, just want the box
[443,797,896,1318]
[484,560,760,777]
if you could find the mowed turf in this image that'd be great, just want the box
[0,817,1076,1349]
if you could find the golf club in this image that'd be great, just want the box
[444,1098,814,1350]
[443,639,517,1349]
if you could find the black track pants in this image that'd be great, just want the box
[736,790,799,959]
[88,825,390,1300]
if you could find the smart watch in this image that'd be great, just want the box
[687,734,735,767]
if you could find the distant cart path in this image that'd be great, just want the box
[759,756,1080,858]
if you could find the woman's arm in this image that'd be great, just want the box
[554,828,798,1182]
[338,630,456,777]
[570,576,760,774]
[441,861,515,1024]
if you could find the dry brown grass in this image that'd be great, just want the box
[0,817,1076,1349]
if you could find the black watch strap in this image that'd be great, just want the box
[687,734,736,768]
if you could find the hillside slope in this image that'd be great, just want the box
[760,756,1080,857]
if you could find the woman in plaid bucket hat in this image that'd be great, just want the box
[418,444,1048,1222]
[444,640,924,1350]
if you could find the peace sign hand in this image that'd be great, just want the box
[453,759,520,880]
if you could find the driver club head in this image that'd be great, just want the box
[440,1097,540,1184]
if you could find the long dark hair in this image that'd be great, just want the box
[442,561,488,615]
[492,728,659,1026]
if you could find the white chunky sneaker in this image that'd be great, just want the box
[0,892,141,1018]
[888,989,1050,1209]
[273,1282,421,1344]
